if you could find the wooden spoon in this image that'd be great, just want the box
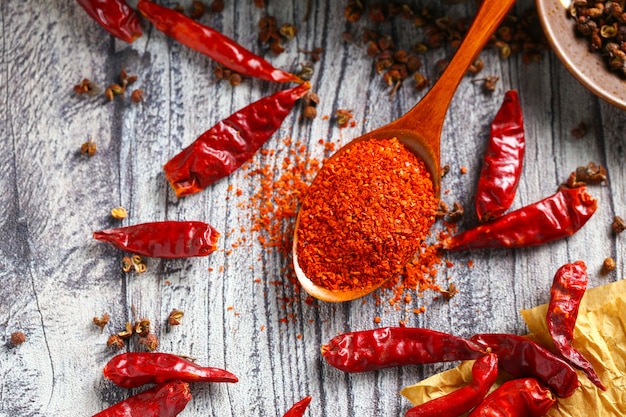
[293,0,516,302]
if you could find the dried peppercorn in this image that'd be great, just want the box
[92,380,191,417]
[406,353,499,417]
[471,333,580,398]
[137,0,302,84]
[283,396,312,417]
[444,186,597,251]
[93,221,220,258]
[103,352,238,388]
[10,331,26,346]
[164,82,310,197]
[602,257,616,274]
[295,138,437,294]
[321,327,484,373]
[475,90,525,222]
[467,378,556,417]
[547,261,606,390]
[76,0,142,43]
[565,162,608,188]
[612,215,626,233]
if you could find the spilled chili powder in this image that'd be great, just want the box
[295,137,438,292]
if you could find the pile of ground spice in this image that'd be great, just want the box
[295,137,439,293]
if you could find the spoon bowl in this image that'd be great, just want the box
[293,0,516,302]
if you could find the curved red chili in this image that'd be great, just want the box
[321,327,484,373]
[103,352,238,389]
[444,186,597,251]
[76,0,142,43]
[163,82,311,197]
[283,396,312,417]
[405,353,498,417]
[467,378,555,417]
[92,380,191,417]
[137,0,302,84]
[475,90,525,222]
[547,261,606,390]
[93,221,220,258]
[471,333,580,397]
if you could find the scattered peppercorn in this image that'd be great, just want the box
[10,331,26,346]
[602,257,616,274]
[571,121,587,138]
[130,89,144,103]
[565,162,608,188]
[110,206,128,220]
[473,75,500,93]
[447,202,464,223]
[73,78,100,96]
[139,333,159,351]
[189,0,205,19]
[335,109,353,127]
[118,322,134,339]
[441,282,459,300]
[210,0,224,13]
[302,91,320,120]
[168,309,185,326]
[107,334,125,350]
[134,318,151,337]
[80,138,97,157]
[93,313,110,333]
[258,15,297,55]
[612,215,626,233]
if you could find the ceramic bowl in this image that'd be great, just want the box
[536,0,626,110]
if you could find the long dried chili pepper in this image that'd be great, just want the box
[93,221,220,258]
[92,380,191,417]
[405,353,498,417]
[321,327,484,373]
[467,378,556,417]
[475,90,525,222]
[471,333,580,398]
[444,186,597,251]
[137,0,302,84]
[283,396,312,417]
[103,352,238,389]
[76,0,142,43]
[547,261,606,390]
[163,82,311,197]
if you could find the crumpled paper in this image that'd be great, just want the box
[401,279,626,416]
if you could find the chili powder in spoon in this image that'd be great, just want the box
[296,137,438,293]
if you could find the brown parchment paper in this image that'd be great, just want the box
[400,279,626,416]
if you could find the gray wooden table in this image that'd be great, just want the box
[1,0,624,416]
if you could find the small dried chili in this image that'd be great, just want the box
[547,261,606,390]
[137,0,302,84]
[163,82,311,197]
[92,380,191,417]
[444,186,597,251]
[475,90,525,222]
[321,327,484,373]
[467,378,556,417]
[405,353,499,417]
[76,0,142,43]
[296,138,438,293]
[283,396,312,417]
[471,333,580,397]
[93,221,220,258]
[103,352,238,388]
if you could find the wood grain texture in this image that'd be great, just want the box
[0,0,624,416]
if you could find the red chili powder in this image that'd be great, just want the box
[295,137,438,292]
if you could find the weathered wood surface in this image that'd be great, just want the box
[1,0,625,415]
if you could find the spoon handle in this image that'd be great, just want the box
[393,0,516,157]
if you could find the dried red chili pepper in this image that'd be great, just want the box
[283,396,312,417]
[547,261,606,390]
[103,352,238,388]
[471,333,580,397]
[163,82,311,197]
[76,0,142,43]
[137,0,302,84]
[321,327,484,373]
[475,90,525,222]
[93,221,220,258]
[467,378,555,417]
[444,186,597,251]
[405,353,498,417]
[92,380,191,417]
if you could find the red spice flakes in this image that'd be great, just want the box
[374,316,382,324]
[460,166,468,174]
[296,138,438,292]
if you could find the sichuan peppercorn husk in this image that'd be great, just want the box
[296,138,438,294]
